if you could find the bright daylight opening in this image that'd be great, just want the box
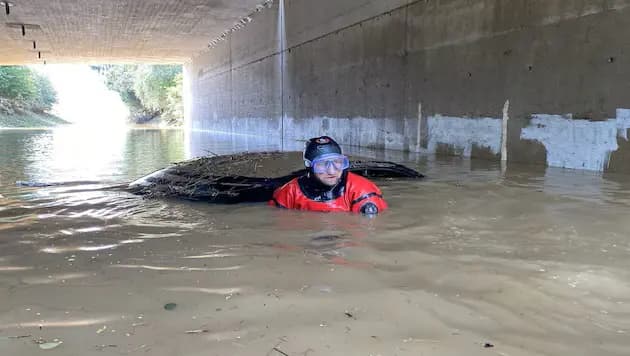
[32,64,129,128]
[0,63,184,130]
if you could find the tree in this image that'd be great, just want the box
[133,65,181,113]
[103,65,144,113]
[0,66,58,112]
[164,73,184,124]
[100,64,183,125]
[31,72,57,112]
[0,66,36,101]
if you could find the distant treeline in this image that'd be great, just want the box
[92,65,183,126]
[0,66,57,113]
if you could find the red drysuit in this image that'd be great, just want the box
[269,172,387,213]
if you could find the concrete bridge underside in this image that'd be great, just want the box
[0,0,262,63]
[3,0,630,173]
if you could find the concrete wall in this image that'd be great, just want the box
[186,0,630,173]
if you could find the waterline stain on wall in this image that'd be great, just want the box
[188,108,630,174]
[521,109,630,171]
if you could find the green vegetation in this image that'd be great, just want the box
[95,64,183,126]
[0,66,65,128]
[0,108,68,128]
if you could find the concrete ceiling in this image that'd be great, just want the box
[0,0,264,65]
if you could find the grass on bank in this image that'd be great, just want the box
[0,111,69,128]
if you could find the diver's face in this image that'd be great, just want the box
[309,154,348,187]
[314,167,343,187]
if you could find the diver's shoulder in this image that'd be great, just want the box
[277,177,301,192]
[346,172,380,189]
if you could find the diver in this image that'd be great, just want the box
[269,136,388,215]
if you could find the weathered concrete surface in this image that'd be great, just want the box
[194,0,630,172]
[2,0,630,172]
[0,0,263,64]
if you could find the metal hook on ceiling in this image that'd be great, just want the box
[0,1,14,16]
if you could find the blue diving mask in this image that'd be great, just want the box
[307,154,350,174]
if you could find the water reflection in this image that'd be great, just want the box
[0,317,119,328]
[163,287,241,295]
[110,264,243,272]
[40,244,120,253]
[0,127,186,189]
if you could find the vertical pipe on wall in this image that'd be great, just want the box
[417,102,422,151]
[501,99,509,162]
[278,0,286,151]
[229,35,233,136]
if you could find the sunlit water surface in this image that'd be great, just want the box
[0,127,629,356]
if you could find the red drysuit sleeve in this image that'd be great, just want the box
[347,173,388,214]
[268,179,297,209]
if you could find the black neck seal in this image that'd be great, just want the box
[297,170,348,201]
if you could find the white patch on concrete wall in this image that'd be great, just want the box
[426,115,502,157]
[520,109,630,171]
[616,109,630,140]
[283,116,405,151]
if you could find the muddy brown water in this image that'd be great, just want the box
[0,127,629,355]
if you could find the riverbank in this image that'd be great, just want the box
[0,98,69,128]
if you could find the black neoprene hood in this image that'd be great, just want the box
[303,136,342,163]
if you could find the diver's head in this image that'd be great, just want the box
[303,136,349,187]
